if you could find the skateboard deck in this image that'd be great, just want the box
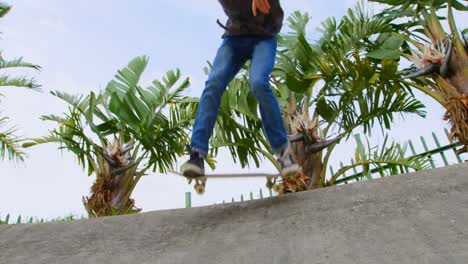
[171,171,280,194]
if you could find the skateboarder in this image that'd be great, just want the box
[182,0,301,178]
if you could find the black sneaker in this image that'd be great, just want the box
[277,143,301,178]
[181,148,205,178]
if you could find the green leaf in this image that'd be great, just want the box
[285,74,311,93]
[381,59,399,77]
[382,33,405,50]
[109,93,141,129]
[316,95,335,123]
[366,49,401,60]
[87,92,96,123]
[94,120,118,135]
[450,0,468,11]
[369,73,380,84]
[0,116,26,161]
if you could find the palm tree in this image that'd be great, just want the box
[208,4,431,194]
[0,3,41,161]
[24,56,197,217]
[369,0,467,153]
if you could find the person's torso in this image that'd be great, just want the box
[218,0,284,37]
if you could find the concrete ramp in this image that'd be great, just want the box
[1,164,467,264]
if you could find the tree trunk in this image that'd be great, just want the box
[440,46,468,153]
[293,141,324,189]
[83,169,139,218]
[281,140,325,194]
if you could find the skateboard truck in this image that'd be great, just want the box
[192,177,207,195]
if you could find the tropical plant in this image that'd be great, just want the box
[24,56,197,217]
[0,3,41,161]
[328,134,432,185]
[207,3,431,193]
[369,0,467,153]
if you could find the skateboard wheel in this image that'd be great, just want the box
[194,182,206,195]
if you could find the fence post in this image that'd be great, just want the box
[432,132,449,166]
[409,140,417,156]
[420,136,436,168]
[185,192,192,208]
[397,144,410,173]
[350,158,359,182]
[444,128,463,164]
[350,159,358,174]
[329,165,335,178]
[339,162,346,177]
[259,189,264,199]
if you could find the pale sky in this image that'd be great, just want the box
[1,0,466,221]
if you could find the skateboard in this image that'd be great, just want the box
[171,171,281,194]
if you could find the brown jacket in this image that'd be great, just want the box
[217,0,284,37]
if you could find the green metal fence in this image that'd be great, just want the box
[0,214,45,225]
[333,130,464,185]
[0,214,85,225]
[185,129,465,208]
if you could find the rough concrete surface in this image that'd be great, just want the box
[1,163,467,264]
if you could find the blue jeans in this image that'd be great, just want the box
[190,35,288,157]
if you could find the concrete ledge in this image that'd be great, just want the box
[1,163,467,264]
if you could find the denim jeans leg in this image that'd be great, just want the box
[249,36,288,155]
[190,38,249,157]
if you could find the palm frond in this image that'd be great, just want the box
[316,4,393,68]
[323,81,427,135]
[51,91,89,112]
[329,134,432,185]
[370,0,468,12]
[22,134,63,148]
[276,11,320,95]
[0,75,40,90]
[0,55,41,91]
[0,3,11,18]
[146,69,190,109]
[105,56,148,98]
[105,56,150,130]
[26,108,98,175]
[0,56,41,70]
[303,5,426,136]
[0,116,26,161]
